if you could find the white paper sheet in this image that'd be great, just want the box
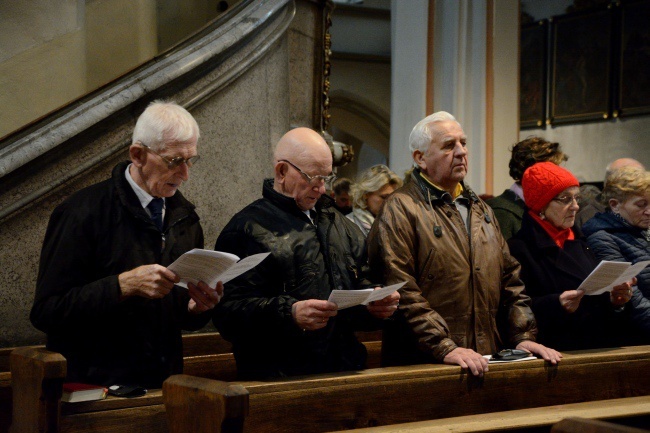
[578,260,650,295]
[167,249,270,288]
[328,281,406,310]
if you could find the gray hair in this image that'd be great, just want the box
[408,111,459,156]
[351,164,403,210]
[602,166,650,206]
[132,100,200,151]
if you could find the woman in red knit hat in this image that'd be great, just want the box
[507,162,637,350]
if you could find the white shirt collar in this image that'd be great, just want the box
[125,164,164,210]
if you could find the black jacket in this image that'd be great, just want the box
[213,179,381,379]
[508,212,630,350]
[31,161,208,388]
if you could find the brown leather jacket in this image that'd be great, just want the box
[368,169,537,365]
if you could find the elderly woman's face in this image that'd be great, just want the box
[365,183,397,217]
[612,194,650,229]
[543,186,580,230]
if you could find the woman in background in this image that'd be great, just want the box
[582,166,650,341]
[347,164,402,237]
[508,162,635,350]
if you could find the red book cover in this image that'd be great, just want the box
[62,383,108,403]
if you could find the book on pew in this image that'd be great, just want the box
[167,249,270,288]
[577,260,650,295]
[62,383,108,403]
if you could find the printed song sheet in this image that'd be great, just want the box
[328,282,406,310]
[167,249,270,288]
[578,260,650,295]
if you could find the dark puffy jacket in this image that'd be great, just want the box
[31,161,209,388]
[582,211,650,339]
[213,179,380,379]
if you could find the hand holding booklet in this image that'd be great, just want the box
[328,282,406,310]
[167,249,270,288]
[577,260,650,295]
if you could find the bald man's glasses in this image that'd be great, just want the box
[140,142,200,169]
[279,159,336,185]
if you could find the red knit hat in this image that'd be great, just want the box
[522,162,580,213]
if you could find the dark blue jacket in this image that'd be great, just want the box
[583,211,650,339]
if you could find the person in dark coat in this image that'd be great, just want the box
[487,137,567,240]
[212,127,399,380]
[508,162,635,350]
[31,101,223,388]
[582,166,650,340]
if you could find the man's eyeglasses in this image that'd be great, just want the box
[139,142,200,169]
[552,194,582,205]
[279,159,336,185]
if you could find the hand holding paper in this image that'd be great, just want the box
[328,282,406,310]
[578,260,650,295]
[167,249,270,288]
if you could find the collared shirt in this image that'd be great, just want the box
[509,182,525,201]
[418,171,471,232]
[125,164,166,220]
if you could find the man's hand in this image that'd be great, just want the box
[119,264,179,299]
[187,281,224,314]
[443,347,489,377]
[292,299,338,331]
[610,280,634,307]
[366,288,400,319]
[516,340,562,365]
[559,289,585,313]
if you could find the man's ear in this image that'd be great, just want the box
[274,161,287,185]
[609,198,620,213]
[130,142,146,167]
[413,150,425,170]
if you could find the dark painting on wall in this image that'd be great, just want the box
[618,0,650,116]
[520,20,547,129]
[549,7,613,124]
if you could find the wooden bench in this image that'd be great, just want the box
[162,346,650,433]
[4,331,381,433]
[320,396,650,433]
[552,417,649,433]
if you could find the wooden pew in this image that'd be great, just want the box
[322,396,650,433]
[162,346,650,433]
[4,331,381,433]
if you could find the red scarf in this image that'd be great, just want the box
[528,210,575,249]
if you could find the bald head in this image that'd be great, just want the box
[273,128,334,211]
[274,127,332,166]
[606,158,645,178]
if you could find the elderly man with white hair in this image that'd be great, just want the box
[31,101,223,389]
[368,111,561,377]
[213,127,399,379]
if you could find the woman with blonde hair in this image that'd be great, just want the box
[347,164,403,236]
[582,166,650,340]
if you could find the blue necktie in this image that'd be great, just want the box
[147,198,164,231]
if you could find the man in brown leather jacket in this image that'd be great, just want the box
[368,111,562,376]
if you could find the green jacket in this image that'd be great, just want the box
[486,189,525,240]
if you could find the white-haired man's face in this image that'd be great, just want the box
[414,120,468,191]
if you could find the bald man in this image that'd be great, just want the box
[575,158,646,230]
[212,127,399,379]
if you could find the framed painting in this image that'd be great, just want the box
[617,0,650,117]
[549,6,614,124]
[520,20,548,129]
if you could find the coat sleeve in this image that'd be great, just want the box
[368,196,457,361]
[586,230,650,336]
[212,223,301,342]
[498,238,538,346]
[31,202,123,333]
